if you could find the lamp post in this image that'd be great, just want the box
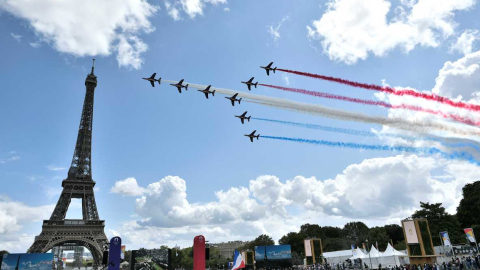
[366,239,373,270]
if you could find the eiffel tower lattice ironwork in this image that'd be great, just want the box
[28,60,109,266]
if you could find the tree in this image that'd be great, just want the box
[412,202,463,245]
[279,232,304,256]
[343,222,369,246]
[384,224,404,245]
[240,234,275,251]
[457,181,480,228]
[0,250,9,258]
[368,227,390,251]
[299,224,324,239]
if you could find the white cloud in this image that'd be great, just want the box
[433,50,480,99]
[47,165,66,171]
[268,15,289,43]
[110,155,478,249]
[10,33,22,42]
[165,1,182,21]
[0,196,53,236]
[29,42,40,48]
[116,35,148,70]
[224,7,230,12]
[0,156,20,164]
[165,0,227,20]
[450,30,479,55]
[110,177,148,196]
[308,0,476,64]
[0,0,158,70]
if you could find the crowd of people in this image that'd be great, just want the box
[297,255,480,270]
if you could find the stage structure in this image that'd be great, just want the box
[27,60,109,267]
[304,238,323,265]
[402,219,437,264]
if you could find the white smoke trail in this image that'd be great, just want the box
[163,80,480,137]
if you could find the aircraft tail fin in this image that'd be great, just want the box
[257,134,260,140]
[158,78,162,85]
[212,90,215,96]
[186,84,189,90]
[254,82,258,88]
[238,98,242,104]
[247,116,251,122]
[273,67,277,73]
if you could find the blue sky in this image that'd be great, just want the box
[1,0,480,252]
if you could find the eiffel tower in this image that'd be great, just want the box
[28,60,109,267]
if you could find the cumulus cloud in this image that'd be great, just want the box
[432,50,480,99]
[268,15,290,43]
[110,155,478,249]
[165,0,227,20]
[29,42,41,48]
[0,0,158,69]
[0,195,53,236]
[134,176,266,227]
[450,30,479,55]
[307,0,476,64]
[110,177,148,196]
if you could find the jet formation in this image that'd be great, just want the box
[241,77,258,91]
[260,62,277,76]
[235,111,251,124]
[170,79,189,93]
[142,73,161,87]
[244,130,260,142]
[142,62,276,142]
[198,85,215,99]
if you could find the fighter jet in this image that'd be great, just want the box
[170,79,189,93]
[244,130,260,142]
[142,73,161,87]
[241,77,258,91]
[260,62,277,76]
[225,93,242,106]
[197,85,215,99]
[235,111,251,124]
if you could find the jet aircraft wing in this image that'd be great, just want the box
[150,81,155,87]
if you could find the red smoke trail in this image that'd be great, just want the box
[277,69,480,112]
[259,83,480,127]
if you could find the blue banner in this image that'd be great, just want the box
[108,236,122,270]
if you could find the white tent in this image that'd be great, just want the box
[380,243,407,257]
[349,248,366,260]
[368,245,381,257]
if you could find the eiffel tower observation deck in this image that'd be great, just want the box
[28,60,109,267]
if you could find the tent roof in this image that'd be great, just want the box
[368,245,381,257]
[349,248,366,259]
[323,249,354,258]
[380,243,407,257]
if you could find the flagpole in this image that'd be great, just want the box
[391,239,398,266]
[473,230,480,256]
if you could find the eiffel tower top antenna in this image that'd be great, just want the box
[91,58,95,74]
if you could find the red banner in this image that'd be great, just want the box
[194,235,206,270]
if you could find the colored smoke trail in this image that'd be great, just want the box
[252,117,480,152]
[260,135,480,166]
[162,80,480,137]
[278,69,480,112]
[259,84,480,127]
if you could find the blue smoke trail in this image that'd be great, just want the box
[260,135,480,166]
[252,117,480,152]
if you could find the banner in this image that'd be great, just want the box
[404,221,419,244]
[440,231,452,246]
[108,236,122,270]
[464,228,477,243]
[121,245,126,260]
[232,250,245,270]
[194,235,206,270]
[304,240,312,257]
